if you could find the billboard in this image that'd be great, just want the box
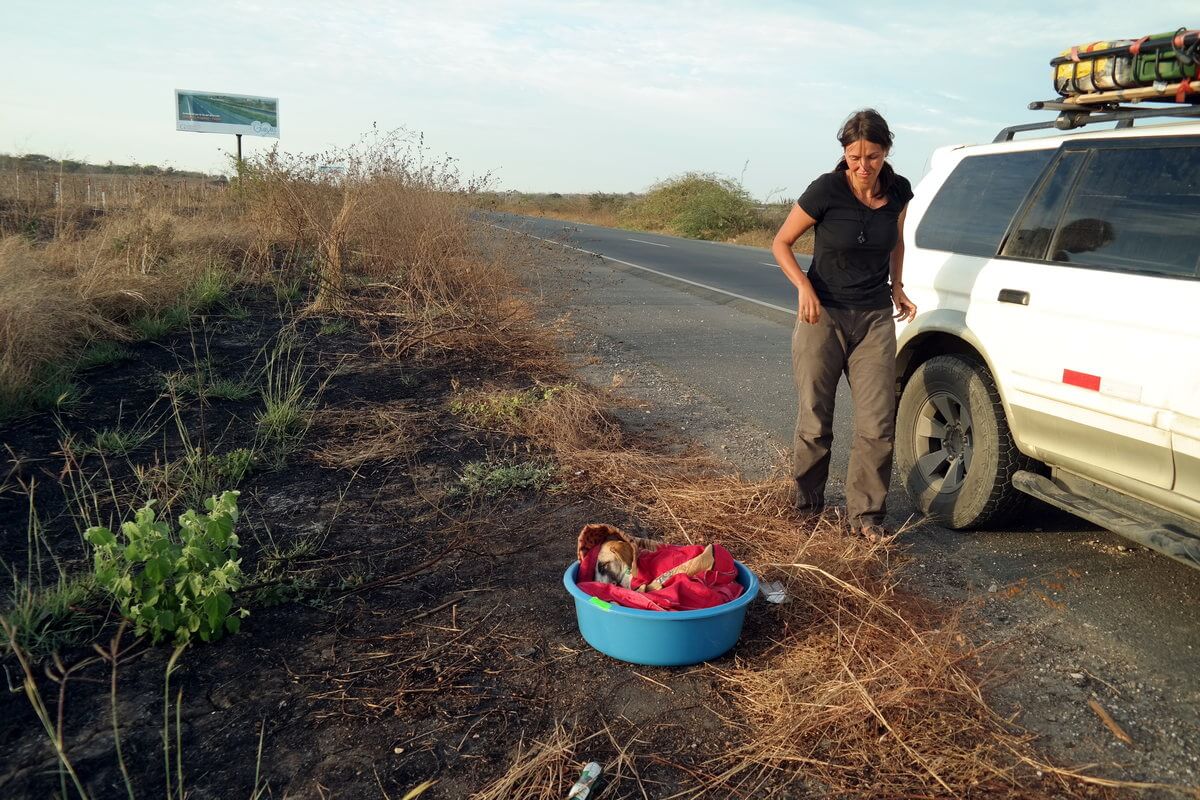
[175,90,279,137]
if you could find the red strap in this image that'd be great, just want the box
[1176,77,1193,103]
[1069,46,1081,62]
[1130,35,1150,56]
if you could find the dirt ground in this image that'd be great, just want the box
[0,285,816,799]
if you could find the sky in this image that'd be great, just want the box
[2,1,1196,199]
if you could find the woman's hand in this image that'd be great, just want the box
[892,285,916,322]
[798,286,822,325]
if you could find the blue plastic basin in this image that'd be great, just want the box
[562,560,758,666]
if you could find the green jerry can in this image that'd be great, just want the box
[1132,31,1200,84]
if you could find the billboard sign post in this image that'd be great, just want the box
[175,89,279,168]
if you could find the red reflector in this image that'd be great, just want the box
[1063,369,1101,391]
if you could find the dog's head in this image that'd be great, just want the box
[593,539,635,589]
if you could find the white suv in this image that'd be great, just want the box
[895,106,1200,569]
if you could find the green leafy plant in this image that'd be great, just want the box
[212,448,256,484]
[85,491,249,644]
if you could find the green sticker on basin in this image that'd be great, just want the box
[589,597,613,611]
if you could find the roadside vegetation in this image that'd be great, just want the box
[475,171,812,252]
[0,133,1158,798]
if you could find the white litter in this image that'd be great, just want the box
[762,580,789,604]
[567,762,603,799]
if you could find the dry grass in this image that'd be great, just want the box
[0,171,227,240]
[469,723,581,800]
[469,721,654,800]
[312,403,430,469]
[0,237,104,398]
[237,131,570,382]
[0,203,258,413]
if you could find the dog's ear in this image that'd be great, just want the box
[577,523,623,564]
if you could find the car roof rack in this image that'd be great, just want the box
[994,100,1200,142]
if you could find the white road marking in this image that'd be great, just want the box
[489,222,794,316]
[760,262,777,268]
[627,237,670,248]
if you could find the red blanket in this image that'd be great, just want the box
[577,542,743,611]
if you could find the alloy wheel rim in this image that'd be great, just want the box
[914,391,974,494]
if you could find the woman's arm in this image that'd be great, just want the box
[890,206,916,322]
[773,204,822,324]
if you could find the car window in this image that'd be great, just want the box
[1002,150,1087,260]
[915,150,1054,257]
[1048,144,1200,277]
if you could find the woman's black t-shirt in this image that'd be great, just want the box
[797,166,913,310]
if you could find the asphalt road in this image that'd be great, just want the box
[491,211,1200,787]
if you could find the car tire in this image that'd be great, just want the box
[895,355,1030,529]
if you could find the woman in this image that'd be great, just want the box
[772,109,917,540]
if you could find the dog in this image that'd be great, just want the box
[593,538,636,589]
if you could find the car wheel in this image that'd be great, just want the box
[895,355,1030,529]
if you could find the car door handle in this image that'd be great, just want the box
[998,289,1030,305]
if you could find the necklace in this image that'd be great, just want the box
[856,201,877,244]
[850,180,881,245]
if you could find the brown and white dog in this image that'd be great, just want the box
[593,538,636,589]
[578,523,715,593]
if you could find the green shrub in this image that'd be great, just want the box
[85,490,249,644]
[620,172,758,240]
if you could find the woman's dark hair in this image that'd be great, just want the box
[836,108,896,194]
